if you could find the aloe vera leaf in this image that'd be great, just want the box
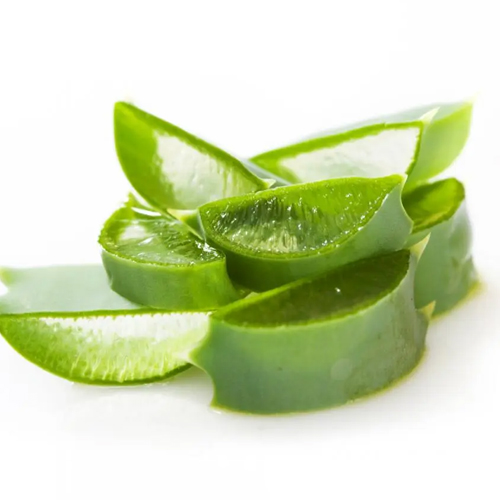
[114,102,270,211]
[404,178,478,314]
[0,265,209,384]
[99,196,241,310]
[199,175,412,291]
[251,122,422,184]
[250,100,472,188]
[189,248,430,414]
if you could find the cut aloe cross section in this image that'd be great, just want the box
[190,248,430,414]
[251,99,472,188]
[251,123,423,184]
[0,265,209,384]
[114,102,270,211]
[99,196,240,310]
[403,178,477,315]
[199,175,413,291]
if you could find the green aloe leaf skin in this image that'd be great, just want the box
[250,100,472,189]
[402,101,473,188]
[190,249,429,414]
[99,196,241,310]
[0,265,210,384]
[114,102,269,211]
[199,175,413,291]
[404,178,477,315]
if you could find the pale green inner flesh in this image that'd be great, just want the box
[0,311,208,383]
[115,103,265,210]
[0,265,142,314]
[100,203,222,265]
[151,132,262,208]
[0,264,210,382]
[217,251,409,327]
[253,126,420,183]
[403,178,465,233]
[201,176,398,256]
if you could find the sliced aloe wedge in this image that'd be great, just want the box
[403,178,477,314]
[114,102,270,211]
[190,248,430,414]
[199,175,413,291]
[0,265,209,384]
[99,196,241,310]
[251,122,423,184]
[394,100,473,187]
[251,100,472,188]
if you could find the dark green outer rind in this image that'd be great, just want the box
[114,102,268,211]
[101,250,241,310]
[190,252,428,414]
[200,181,413,291]
[409,203,477,315]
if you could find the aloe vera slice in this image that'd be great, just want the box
[190,248,430,414]
[114,102,270,211]
[99,196,241,310]
[251,100,472,188]
[0,265,209,384]
[403,178,477,314]
[199,175,412,291]
[251,123,423,184]
[394,101,473,187]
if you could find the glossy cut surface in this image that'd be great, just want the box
[0,265,210,384]
[221,251,409,326]
[403,178,477,314]
[114,102,269,211]
[251,123,422,183]
[199,175,413,290]
[404,178,465,233]
[190,250,430,414]
[99,197,240,310]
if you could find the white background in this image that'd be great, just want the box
[1,1,499,498]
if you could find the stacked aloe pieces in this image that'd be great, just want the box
[0,100,477,414]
